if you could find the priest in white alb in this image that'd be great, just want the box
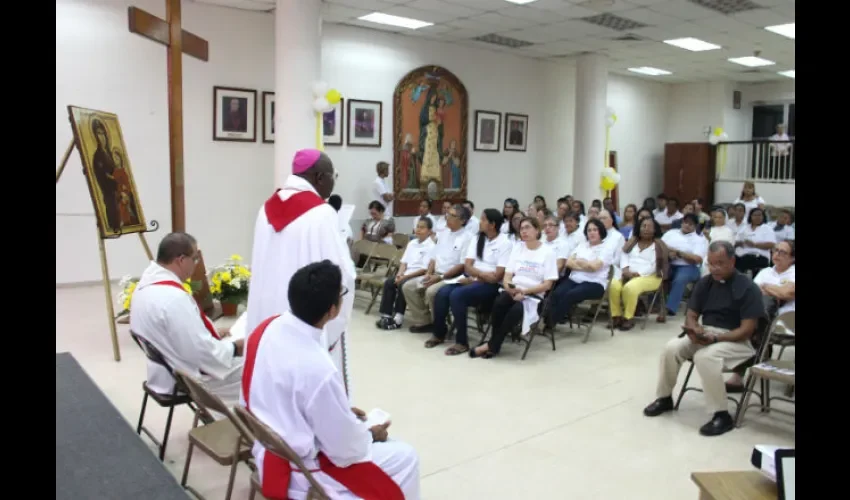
[240,149,356,393]
[130,232,244,407]
[242,260,420,500]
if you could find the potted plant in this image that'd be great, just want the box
[115,275,196,321]
[209,255,251,317]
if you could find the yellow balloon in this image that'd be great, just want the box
[713,127,724,136]
[601,177,616,191]
[325,89,342,105]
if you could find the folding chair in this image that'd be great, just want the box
[130,331,197,461]
[570,267,616,343]
[233,406,331,500]
[640,286,667,330]
[362,245,404,314]
[173,370,255,500]
[392,233,410,249]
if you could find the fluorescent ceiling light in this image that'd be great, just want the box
[358,12,433,30]
[504,0,538,4]
[663,37,721,52]
[765,23,795,39]
[728,56,775,67]
[628,67,672,76]
[778,70,795,79]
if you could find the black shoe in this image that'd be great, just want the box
[376,317,392,328]
[409,323,434,333]
[699,411,735,436]
[643,397,674,417]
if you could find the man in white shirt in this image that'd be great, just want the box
[130,233,244,406]
[463,199,480,237]
[767,209,795,242]
[652,193,668,219]
[661,213,708,318]
[373,161,394,216]
[655,197,684,232]
[243,260,420,499]
[432,200,452,234]
[403,205,472,332]
[244,149,356,395]
[377,218,436,330]
[562,213,586,266]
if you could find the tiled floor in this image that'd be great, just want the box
[56,284,794,499]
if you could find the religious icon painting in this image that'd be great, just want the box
[67,105,148,239]
[262,91,275,144]
[213,86,257,142]
[504,113,529,152]
[323,98,344,146]
[474,110,501,152]
[346,99,382,147]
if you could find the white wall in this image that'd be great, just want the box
[321,24,544,232]
[57,0,274,284]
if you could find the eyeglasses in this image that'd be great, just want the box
[184,253,200,263]
[340,285,349,297]
[773,248,790,256]
[446,212,459,219]
[543,222,558,228]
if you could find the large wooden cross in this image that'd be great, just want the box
[128,0,209,232]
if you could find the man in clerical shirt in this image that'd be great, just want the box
[642,241,764,436]
[130,232,244,407]
[243,149,356,395]
[243,260,420,500]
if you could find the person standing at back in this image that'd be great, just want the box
[244,149,356,396]
[373,161,394,216]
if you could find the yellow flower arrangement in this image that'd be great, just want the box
[115,275,196,319]
[209,254,251,304]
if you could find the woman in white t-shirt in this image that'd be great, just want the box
[726,203,747,234]
[733,181,765,221]
[542,219,614,330]
[501,198,520,234]
[734,208,776,276]
[542,214,567,275]
[471,217,558,358]
[609,217,668,331]
[425,208,512,356]
[599,209,625,279]
[768,209,795,242]
[507,211,525,249]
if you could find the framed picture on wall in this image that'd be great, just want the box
[504,112,529,152]
[474,110,501,152]
[262,91,275,144]
[213,86,257,142]
[347,99,382,147]
[323,98,344,146]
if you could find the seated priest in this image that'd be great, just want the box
[130,232,244,407]
[242,260,420,499]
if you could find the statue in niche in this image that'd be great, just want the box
[392,65,468,216]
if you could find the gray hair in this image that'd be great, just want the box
[454,204,471,224]
[708,240,735,258]
[156,232,197,264]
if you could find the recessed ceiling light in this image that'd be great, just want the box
[765,23,795,39]
[663,37,721,52]
[358,12,433,30]
[504,0,538,4]
[778,70,795,79]
[628,67,672,76]
[728,56,775,67]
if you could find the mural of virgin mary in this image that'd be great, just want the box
[418,87,443,185]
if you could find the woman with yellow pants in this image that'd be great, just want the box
[609,217,669,331]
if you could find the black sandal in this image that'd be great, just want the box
[444,344,469,356]
[424,337,444,348]
[383,321,401,331]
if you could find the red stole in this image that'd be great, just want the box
[242,315,404,500]
[151,281,221,340]
[264,190,325,233]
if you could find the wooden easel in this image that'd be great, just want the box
[56,139,155,362]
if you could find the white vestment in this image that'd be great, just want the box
[244,175,356,395]
[244,312,420,500]
[130,262,243,407]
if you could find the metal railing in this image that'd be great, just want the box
[715,140,795,184]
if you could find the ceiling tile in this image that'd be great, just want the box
[693,15,757,34]
[382,5,459,23]
[532,39,592,56]
[625,0,674,5]
[584,0,636,13]
[629,25,678,41]
[538,19,618,38]
[468,12,538,29]
[618,6,682,27]
[528,1,598,19]
[649,0,718,20]
[322,4,371,21]
[498,5,568,23]
[732,7,793,27]
[499,27,565,44]
[325,0,396,11]
[405,0,484,17]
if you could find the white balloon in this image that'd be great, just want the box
[606,116,616,128]
[612,173,621,183]
[312,81,329,98]
[313,97,332,113]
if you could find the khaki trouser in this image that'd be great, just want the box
[656,332,755,414]
[401,277,451,326]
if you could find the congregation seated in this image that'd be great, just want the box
[424,209,512,356]
[643,241,764,437]
[671,201,701,233]
[361,200,395,244]
[507,211,524,247]
[433,200,452,233]
[462,200,480,237]
[542,219,614,332]
[376,217,435,331]
[243,260,419,499]
[410,199,436,236]
[609,217,668,331]
[130,232,244,407]
[598,209,624,277]
[734,181,766,221]
[603,197,621,225]
[561,212,586,261]
[768,209,795,242]
[404,205,473,333]
[542,214,568,275]
[555,198,570,236]
[501,198,520,234]
[693,198,711,229]
[586,206,600,220]
[704,206,736,245]
[660,214,707,319]
[471,217,558,359]
[726,202,746,233]
[618,203,638,239]
[650,193,666,219]
[734,207,776,277]
[655,196,683,232]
